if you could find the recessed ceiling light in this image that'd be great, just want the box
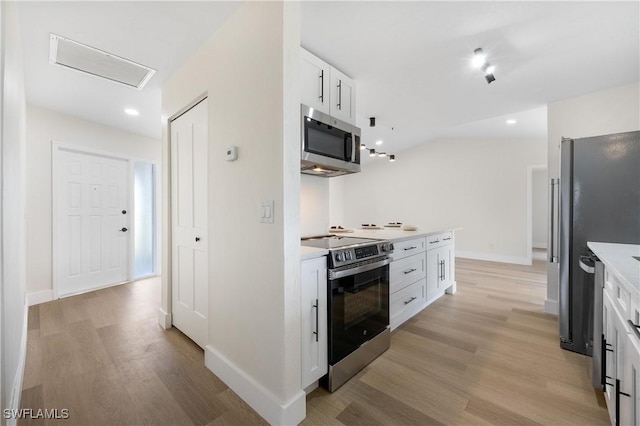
[506,119,517,125]
[472,48,486,68]
[124,108,139,116]
[376,140,383,145]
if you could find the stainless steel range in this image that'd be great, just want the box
[301,235,393,391]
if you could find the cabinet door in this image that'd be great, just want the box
[329,67,356,125]
[438,245,453,291]
[426,249,439,301]
[620,335,640,425]
[615,310,629,426]
[301,257,328,388]
[604,292,616,417]
[624,334,640,426]
[300,49,330,114]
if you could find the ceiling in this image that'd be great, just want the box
[16,1,639,158]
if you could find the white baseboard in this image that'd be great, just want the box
[6,302,29,426]
[456,250,530,265]
[26,289,53,306]
[532,250,547,261]
[544,299,559,315]
[204,345,306,426]
[532,242,547,249]
[157,308,172,330]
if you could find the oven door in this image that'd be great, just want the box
[328,259,390,365]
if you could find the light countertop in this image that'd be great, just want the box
[301,227,460,261]
[587,242,640,293]
[301,246,329,261]
[338,227,459,242]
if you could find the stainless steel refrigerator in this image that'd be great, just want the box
[553,130,639,356]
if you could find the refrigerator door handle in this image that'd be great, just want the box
[549,178,559,263]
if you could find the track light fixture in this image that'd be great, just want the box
[473,47,496,84]
[369,117,376,127]
[389,155,395,162]
[369,148,376,157]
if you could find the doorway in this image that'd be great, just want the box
[53,147,130,297]
[528,165,548,263]
[170,97,209,348]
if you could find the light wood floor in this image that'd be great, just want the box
[20,259,609,425]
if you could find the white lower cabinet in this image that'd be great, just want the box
[626,336,640,426]
[426,233,455,302]
[388,232,456,330]
[602,266,640,426]
[301,257,328,389]
[389,237,426,330]
[390,278,426,328]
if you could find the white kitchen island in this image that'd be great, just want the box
[588,242,640,426]
[341,227,458,330]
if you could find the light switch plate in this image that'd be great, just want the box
[260,200,274,223]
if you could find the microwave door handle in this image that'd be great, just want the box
[351,134,357,162]
[345,134,352,161]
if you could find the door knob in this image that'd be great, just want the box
[195,237,200,242]
[120,227,128,232]
[121,210,127,215]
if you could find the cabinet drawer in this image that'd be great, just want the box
[390,253,426,293]
[392,237,426,260]
[427,232,453,250]
[390,278,425,327]
[608,270,632,320]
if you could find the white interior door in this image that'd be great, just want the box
[171,98,208,348]
[56,148,129,297]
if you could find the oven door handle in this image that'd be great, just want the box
[329,258,391,280]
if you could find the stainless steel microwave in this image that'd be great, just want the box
[301,104,361,177]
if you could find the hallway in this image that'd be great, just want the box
[19,278,265,425]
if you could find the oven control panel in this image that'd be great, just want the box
[330,242,393,268]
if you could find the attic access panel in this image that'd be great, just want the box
[49,33,155,89]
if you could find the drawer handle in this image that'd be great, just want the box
[404,246,417,251]
[627,319,640,341]
[429,240,439,244]
[443,237,451,241]
[404,296,417,305]
[404,268,417,275]
[312,299,319,342]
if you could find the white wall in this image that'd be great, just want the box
[1,1,27,421]
[300,175,329,237]
[532,168,547,248]
[335,137,547,264]
[161,2,303,424]
[546,81,640,314]
[24,105,160,300]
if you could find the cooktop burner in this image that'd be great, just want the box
[300,235,379,250]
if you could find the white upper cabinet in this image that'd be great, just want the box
[300,48,357,125]
[300,49,331,114]
[329,67,355,124]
